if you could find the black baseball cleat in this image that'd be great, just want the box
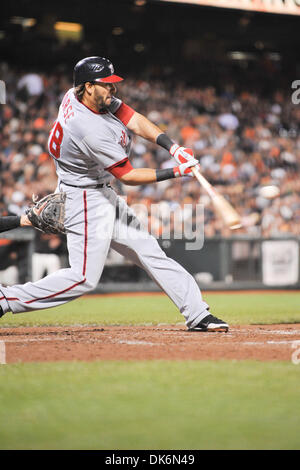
[0,306,4,318]
[189,314,229,332]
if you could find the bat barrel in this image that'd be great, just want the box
[192,167,242,230]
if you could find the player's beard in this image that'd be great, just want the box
[96,89,114,112]
[97,96,109,112]
[97,84,116,111]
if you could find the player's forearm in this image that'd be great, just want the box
[119,155,199,185]
[119,168,158,185]
[119,168,177,186]
[126,112,177,154]
[126,112,163,143]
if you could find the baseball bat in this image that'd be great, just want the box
[192,166,242,230]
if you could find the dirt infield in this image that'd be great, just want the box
[1,323,300,363]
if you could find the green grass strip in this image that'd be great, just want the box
[0,360,299,450]
[0,292,299,327]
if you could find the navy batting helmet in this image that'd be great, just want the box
[73,56,123,87]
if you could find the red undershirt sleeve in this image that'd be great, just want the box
[114,103,135,126]
[105,157,134,178]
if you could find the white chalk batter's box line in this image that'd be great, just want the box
[117,340,162,346]
[230,328,300,335]
[2,337,163,347]
[1,337,70,343]
[258,330,300,335]
[244,340,299,345]
[1,335,300,346]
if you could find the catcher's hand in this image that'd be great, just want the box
[26,192,66,234]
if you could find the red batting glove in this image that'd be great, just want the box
[170,144,195,165]
[173,158,200,178]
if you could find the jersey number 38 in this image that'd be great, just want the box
[48,121,63,159]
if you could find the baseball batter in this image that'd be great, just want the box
[0,57,228,332]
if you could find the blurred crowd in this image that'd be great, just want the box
[1,63,300,278]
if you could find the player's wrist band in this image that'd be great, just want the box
[156,133,174,152]
[0,216,21,233]
[155,168,176,182]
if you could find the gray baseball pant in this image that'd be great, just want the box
[0,185,209,328]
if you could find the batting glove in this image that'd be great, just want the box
[173,157,200,178]
[170,144,195,164]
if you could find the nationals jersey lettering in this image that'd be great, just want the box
[48,88,133,186]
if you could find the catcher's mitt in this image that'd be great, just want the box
[26,192,66,234]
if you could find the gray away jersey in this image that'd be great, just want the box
[47,88,134,186]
